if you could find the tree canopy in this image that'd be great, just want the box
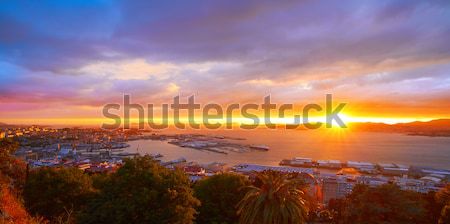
[78,156,200,224]
[194,172,250,224]
[0,139,26,192]
[342,184,428,224]
[0,138,19,155]
[24,167,94,222]
[437,185,450,224]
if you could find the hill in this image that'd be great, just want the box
[348,119,450,137]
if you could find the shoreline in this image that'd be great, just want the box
[125,137,450,172]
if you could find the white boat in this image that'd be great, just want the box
[249,144,270,151]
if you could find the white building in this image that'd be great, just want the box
[290,157,313,166]
[347,161,376,173]
[233,164,313,174]
[322,175,356,203]
[317,160,342,168]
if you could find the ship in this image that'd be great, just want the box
[249,144,270,151]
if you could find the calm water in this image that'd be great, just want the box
[125,129,450,169]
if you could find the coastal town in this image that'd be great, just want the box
[3,1,450,222]
[2,125,449,206]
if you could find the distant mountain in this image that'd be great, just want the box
[348,119,450,137]
[394,119,450,129]
[0,122,10,128]
[0,123,29,129]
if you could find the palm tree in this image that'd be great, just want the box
[436,184,450,204]
[237,170,309,224]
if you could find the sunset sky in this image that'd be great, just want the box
[1,1,450,125]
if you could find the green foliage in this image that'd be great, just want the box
[437,185,450,224]
[23,167,94,222]
[421,191,444,224]
[326,198,347,224]
[439,204,450,224]
[342,184,428,224]
[0,139,26,192]
[78,156,200,224]
[436,184,450,205]
[236,170,309,224]
[0,138,19,155]
[317,209,333,222]
[326,184,449,224]
[194,173,250,224]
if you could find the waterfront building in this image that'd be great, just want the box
[291,157,313,166]
[202,162,227,173]
[347,161,376,173]
[381,167,409,176]
[317,160,342,168]
[421,168,450,178]
[356,176,389,187]
[184,165,206,176]
[233,164,314,175]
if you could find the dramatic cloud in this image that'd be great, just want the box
[1,0,450,123]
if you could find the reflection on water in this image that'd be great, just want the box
[125,129,450,169]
